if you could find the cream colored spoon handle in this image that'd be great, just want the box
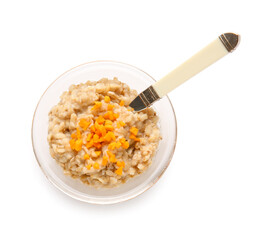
[153,33,240,98]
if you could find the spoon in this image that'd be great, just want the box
[129,32,240,111]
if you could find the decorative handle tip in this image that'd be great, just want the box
[219,32,240,52]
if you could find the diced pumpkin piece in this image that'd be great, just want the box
[102,156,108,166]
[100,126,107,137]
[95,151,101,157]
[91,101,102,110]
[84,153,90,160]
[129,134,136,140]
[76,128,82,139]
[93,134,100,143]
[120,121,126,126]
[115,167,123,175]
[71,132,77,139]
[107,104,115,111]
[108,142,117,150]
[130,127,138,136]
[130,134,140,141]
[95,101,102,107]
[86,133,93,142]
[79,119,91,130]
[107,151,117,163]
[74,139,83,151]
[86,164,92,170]
[90,125,96,133]
[109,114,115,121]
[93,162,100,170]
[122,140,129,149]
[69,139,76,149]
[117,121,125,128]
[119,138,126,144]
[104,131,115,142]
[110,156,117,163]
[96,116,105,124]
[95,121,100,130]
[116,161,125,168]
[113,113,119,120]
[86,140,94,148]
[119,100,125,106]
[107,151,113,157]
[105,124,114,131]
[108,131,116,141]
[104,96,111,103]
[93,142,102,149]
[116,161,121,167]
[103,111,113,120]
[116,141,122,148]
[104,132,112,142]
[105,120,113,125]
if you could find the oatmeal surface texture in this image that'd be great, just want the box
[48,78,161,187]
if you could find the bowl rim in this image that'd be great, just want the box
[31,60,177,204]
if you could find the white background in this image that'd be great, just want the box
[0,1,261,239]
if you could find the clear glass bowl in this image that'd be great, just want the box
[32,61,177,204]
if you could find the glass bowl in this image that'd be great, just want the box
[32,61,177,204]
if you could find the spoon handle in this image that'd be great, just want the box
[129,33,240,111]
[153,33,240,98]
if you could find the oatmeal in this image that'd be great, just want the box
[48,78,161,187]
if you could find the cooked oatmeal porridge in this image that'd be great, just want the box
[48,78,161,187]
